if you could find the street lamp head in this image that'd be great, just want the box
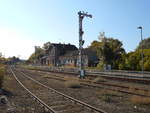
[137,26,142,29]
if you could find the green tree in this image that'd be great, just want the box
[89,32,125,69]
[120,49,150,71]
[98,35,125,69]
[124,52,141,70]
[28,47,44,63]
[43,42,51,50]
[137,37,150,49]
[144,59,150,71]
[88,40,102,57]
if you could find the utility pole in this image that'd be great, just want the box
[137,26,144,76]
[78,11,92,78]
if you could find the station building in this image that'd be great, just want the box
[39,43,98,67]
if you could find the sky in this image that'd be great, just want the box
[0,0,150,59]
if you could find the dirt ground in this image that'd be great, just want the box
[20,68,150,113]
[0,68,150,113]
[0,70,49,113]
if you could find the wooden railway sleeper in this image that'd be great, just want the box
[14,67,108,113]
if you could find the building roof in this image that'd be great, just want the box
[47,43,78,56]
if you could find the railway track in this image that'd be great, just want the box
[23,66,150,84]
[20,68,150,98]
[10,68,56,113]
[10,66,108,113]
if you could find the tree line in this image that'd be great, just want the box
[88,32,150,71]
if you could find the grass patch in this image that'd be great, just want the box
[130,96,150,105]
[43,75,51,78]
[93,77,106,83]
[22,65,39,71]
[64,80,81,88]
[99,90,122,103]
[24,80,41,89]
[129,86,149,96]
[101,94,112,102]
[64,76,78,81]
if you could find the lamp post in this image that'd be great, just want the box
[137,26,144,76]
[78,11,92,78]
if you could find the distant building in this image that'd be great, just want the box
[40,43,77,66]
[59,49,98,67]
[39,43,99,67]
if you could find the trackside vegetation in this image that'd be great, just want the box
[0,65,6,88]
[88,33,150,71]
[0,54,6,88]
[118,49,150,71]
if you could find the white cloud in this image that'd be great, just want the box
[0,28,43,59]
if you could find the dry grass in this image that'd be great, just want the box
[43,74,51,79]
[24,80,41,90]
[64,76,79,81]
[0,65,6,88]
[24,66,39,71]
[129,87,136,93]
[137,90,148,96]
[3,75,13,92]
[100,89,122,97]
[93,77,106,83]
[98,89,122,102]
[64,80,81,88]
[130,96,150,105]
[129,86,149,96]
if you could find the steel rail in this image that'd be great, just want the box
[24,69,150,91]
[86,71,150,79]
[10,67,57,113]
[22,69,150,97]
[14,68,108,113]
[23,68,150,93]
[80,83,150,98]
[24,65,150,77]
[22,66,150,82]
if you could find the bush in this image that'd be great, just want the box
[0,65,6,88]
[144,59,150,71]
[97,62,104,70]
